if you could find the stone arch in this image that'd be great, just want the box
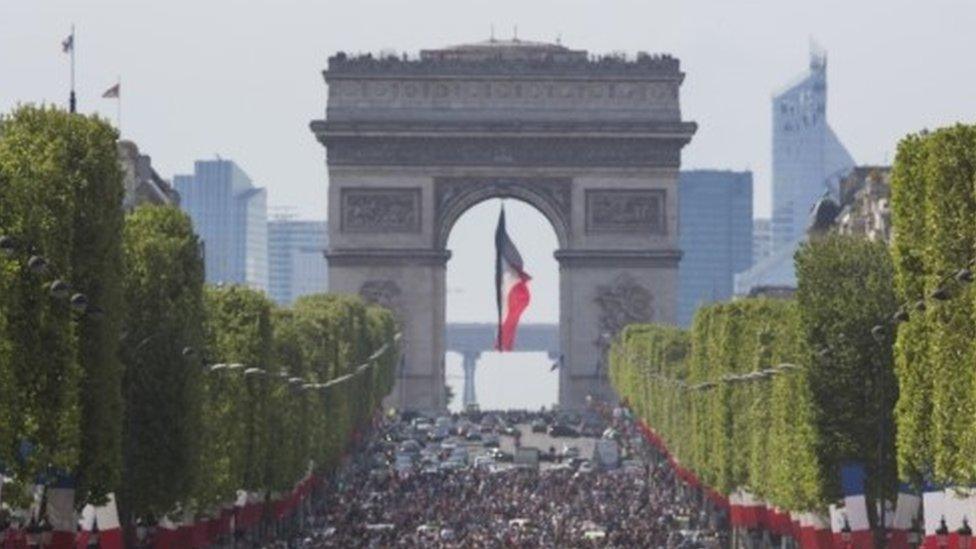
[433,177,572,250]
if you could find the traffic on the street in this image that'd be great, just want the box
[277,406,726,548]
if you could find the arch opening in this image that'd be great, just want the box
[444,197,560,412]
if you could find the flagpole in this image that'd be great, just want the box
[116,76,121,135]
[69,24,76,113]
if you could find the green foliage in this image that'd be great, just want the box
[190,288,399,511]
[610,299,817,513]
[0,105,400,519]
[0,105,123,504]
[890,124,976,486]
[794,234,898,533]
[120,205,206,518]
[612,235,900,518]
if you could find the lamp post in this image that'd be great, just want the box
[959,518,973,549]
[936,517,949,548]
[841,517,853,548]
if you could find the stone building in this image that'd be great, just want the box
[311,38,696,411]
[834,166,891,242]
[117,140,180,211]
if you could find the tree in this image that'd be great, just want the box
[889,124,976,486]
[119,205,206,520]
[794,233,898,539]
[195,285,274,507]
[0,105,124,505]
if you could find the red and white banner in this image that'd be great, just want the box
[494,207,531,351]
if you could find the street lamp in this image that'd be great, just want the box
[70,293,89,313]
[959,518,973,549]
[936,516,950,548]
[27,255,48,274]
[87,521,100,548]
[49,280,70,299]
[0,235,15,256]
[840,517,852,548]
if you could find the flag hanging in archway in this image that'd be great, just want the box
[495,206,531,351]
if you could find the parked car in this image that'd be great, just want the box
[547,424,580,438]
[530,419,547,433]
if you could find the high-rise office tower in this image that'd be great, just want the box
[770,45,854,252]
[678,170,753,327]
[268,217,329,305]
[735,45,854,295]
[174,159,268,291]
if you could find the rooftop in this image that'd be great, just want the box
[326,37,681,79]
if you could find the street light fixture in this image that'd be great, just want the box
[70,293,89,313]
[959,518,973,549]
[49,280,70,299]
[936,516,950,548]
[840,517,852,547]
[27,255,48,274]
[0,235,15,256]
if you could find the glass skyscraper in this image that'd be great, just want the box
[770,46,854,252]
[735,45,855,295]
[678,170,753,327]
[175,159,268,292]
[268,218,328,305]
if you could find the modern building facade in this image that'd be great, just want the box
[735,45,855,295]
[268,217,329,305]
[752,218,773,264]
[770,46,855,252]
[174,159,268,291]
[678,170,753,327]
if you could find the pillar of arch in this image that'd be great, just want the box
[311,39,696,411]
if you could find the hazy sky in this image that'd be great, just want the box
[3,0,975,326]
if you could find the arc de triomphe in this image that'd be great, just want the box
[311,39,696,411]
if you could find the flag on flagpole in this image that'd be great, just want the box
[494,206,531,351]
[61,33,74,53]
[102,83,120,98]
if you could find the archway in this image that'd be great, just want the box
[312,39,696,411]
[444,198,560,412]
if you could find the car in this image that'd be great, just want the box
[482,433,500,447]
[487,448,512,462]
[547,424,580,438]
[473,456,495,469]
[465,430,482,441]
[398,439,422,454]
[576,460,595,474]
[530,419,547,433]
[561,445,580,459]
[440,460,464,471]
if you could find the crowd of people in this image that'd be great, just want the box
[275,407,726,548]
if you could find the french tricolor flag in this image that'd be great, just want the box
[494,206,531,351]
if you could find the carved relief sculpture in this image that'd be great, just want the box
[359,280,402,312]
[341,188,421,233]
[593,274,654,371]
[585,189,666,234]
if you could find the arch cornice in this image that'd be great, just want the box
[433,177,571,249]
